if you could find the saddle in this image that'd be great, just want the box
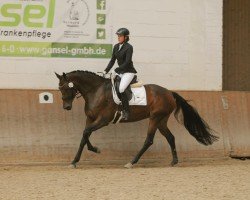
[114,75,138,101]
[111,74,147,124]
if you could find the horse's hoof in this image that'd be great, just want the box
[68,163,77,169]
[95,147,101,154]
[124,163,133,169]
[170,159,178,167]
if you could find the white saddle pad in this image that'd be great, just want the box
[112,86,147,106]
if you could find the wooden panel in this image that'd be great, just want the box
[0,90,249,164]
[223,0,250,90]
[221,92,250,156]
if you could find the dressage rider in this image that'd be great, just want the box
[103,28,137,120]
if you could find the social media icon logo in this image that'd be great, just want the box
[97,0,106,10]
[97,14,106,25]
[97,28,106,39]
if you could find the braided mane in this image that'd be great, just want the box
[67,70,109,80]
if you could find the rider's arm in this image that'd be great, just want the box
[115,45,133,74]
[104,45,117,73]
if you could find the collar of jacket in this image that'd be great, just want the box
[117,42,128,51]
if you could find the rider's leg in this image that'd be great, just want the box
[119,73,135,120]
[120,92,129,120]
[119,73,135,93]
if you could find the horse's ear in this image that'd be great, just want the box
[55,72,62,80]
[62,72,68,81]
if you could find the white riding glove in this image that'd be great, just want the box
[102,70,107,77]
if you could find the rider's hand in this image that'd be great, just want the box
[102,70,107,77]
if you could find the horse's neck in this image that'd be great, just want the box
[70,73,105,98]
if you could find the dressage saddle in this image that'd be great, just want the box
[114,75,138,101]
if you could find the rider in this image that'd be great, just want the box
[103,28,137,120]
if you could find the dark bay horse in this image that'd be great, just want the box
[55,70,218,168]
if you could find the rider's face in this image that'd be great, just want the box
[117,35,125,43]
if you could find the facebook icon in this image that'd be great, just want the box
[97,0,106,10]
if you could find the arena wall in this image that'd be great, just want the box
[0,90,249,164]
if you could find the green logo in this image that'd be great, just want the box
[97,28,105,39]
[0,0,55,28]
[96,14,106,25]
[97,0,106,10]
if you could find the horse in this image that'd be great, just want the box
[55,70,218,168]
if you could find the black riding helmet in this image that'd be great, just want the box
[116,28,130,42]
[116,28,129,36]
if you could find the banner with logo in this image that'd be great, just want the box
[0,0,112,58]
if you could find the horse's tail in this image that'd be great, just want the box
[172,92,219,145]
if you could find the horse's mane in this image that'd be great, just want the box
[67,70,110,80]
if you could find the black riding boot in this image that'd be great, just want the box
[120,92,130,120]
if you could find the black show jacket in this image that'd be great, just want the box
[105,42,137,74]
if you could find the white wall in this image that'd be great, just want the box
[0,0,222,90]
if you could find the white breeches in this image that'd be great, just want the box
[118,73,135,93]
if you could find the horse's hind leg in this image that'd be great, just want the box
[124,118,159,168]
[158,117,178,166]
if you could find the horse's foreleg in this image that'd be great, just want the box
[124,118,159,168]
[82,118,101,154]
[70,118,107,168]
[70,130,89,168]
[158,119,178,166]
[86,139,101,153]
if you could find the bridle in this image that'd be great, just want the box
[59,81,82,99]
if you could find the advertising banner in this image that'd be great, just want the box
[0,0,112,58]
